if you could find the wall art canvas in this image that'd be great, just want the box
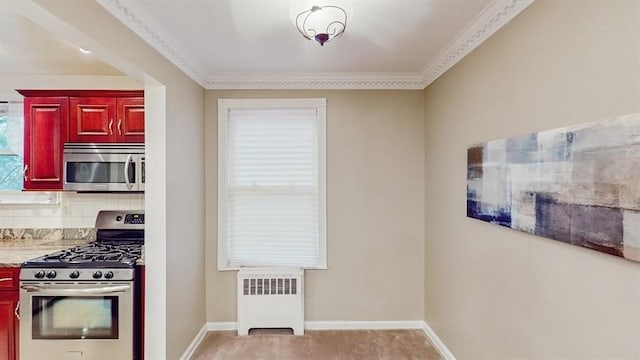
[467,113,640,262]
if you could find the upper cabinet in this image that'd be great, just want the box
[117,97,145,143]
[17,90,144,191]
[70,96,144,143]
[22,96,68,190]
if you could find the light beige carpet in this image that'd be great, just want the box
[190,329,443,360]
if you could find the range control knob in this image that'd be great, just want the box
[92,271,103,279]
[69,270,80,279]
[34,270,46,279]
[46,270,57,279]
[104,271,114,279]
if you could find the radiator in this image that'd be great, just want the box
[237,268,304,336]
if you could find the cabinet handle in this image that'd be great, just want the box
[0,277,12,282]
[109,118,114,135]
[23,164,28,182]
[117,119,122,135]
[14,301,19,321]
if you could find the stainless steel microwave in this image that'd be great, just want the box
[63,143,145,192]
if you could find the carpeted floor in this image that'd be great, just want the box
[190,329,443,360]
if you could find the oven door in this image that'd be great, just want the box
[19,281,134,360]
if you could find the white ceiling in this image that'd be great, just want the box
[0,7,122,76]
[1,0,534,90]
[98,0,535,89]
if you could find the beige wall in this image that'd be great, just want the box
[206,90,425,322]
[423,0,640,358]
[28,1,207,359]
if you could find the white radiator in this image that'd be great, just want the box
[237,268,304,336]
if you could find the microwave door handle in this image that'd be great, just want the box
[20,284,131,295]
[124,154,133,190]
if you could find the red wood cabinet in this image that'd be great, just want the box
[118,97,145,143]
[70,96,144,143]
[0,268,20,360]
[22,97,68,190]
[17,89,144,191]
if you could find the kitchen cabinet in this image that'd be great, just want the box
[69,96,144,143]
[17,89,144,191]
[22,96,68,190]
[0,268,20,360]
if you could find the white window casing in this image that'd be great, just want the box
[218,98,327,270]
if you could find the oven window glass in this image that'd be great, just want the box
[32,296,119,339]
[66,162,135,184]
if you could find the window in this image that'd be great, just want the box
[0,101,58,204]
[0,102,23,190]
[218,98,327,269]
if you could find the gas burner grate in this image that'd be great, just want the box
[23,241,143,269]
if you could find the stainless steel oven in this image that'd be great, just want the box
[19,210,144,360]
[19,270,134,360]
[63,143,145,192]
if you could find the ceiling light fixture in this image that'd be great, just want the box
[295,5,347,46]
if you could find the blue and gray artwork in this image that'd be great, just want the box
[467,113,640,262]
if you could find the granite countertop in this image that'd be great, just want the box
[0,228,92,267]
[0,238,93,267]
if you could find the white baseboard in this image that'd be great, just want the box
[178,323,208,360]
[304,320,424,330]
[180,320,455,360]
[422,321,456,360]
[206,321,238,331]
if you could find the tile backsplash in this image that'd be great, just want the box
[0,192,144,228]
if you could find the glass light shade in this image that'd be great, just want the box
[291,0,353,46]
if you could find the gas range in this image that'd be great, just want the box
[20,210,144,280]
[19,210,144,360]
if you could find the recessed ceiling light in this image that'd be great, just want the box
[79,47,91,54]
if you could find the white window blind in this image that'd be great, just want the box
[218,99,327,270]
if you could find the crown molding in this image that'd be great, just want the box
[205,74,425,90]
[97,0,535,90]
[96,0,208,87]
[419,0,535,88]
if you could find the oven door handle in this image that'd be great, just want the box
[20,284,131,295]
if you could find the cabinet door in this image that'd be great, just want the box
[69,97,117,143]
[23,97,68,190]
[0,294,18,360]
[117,97,145,143]
[0,269,17,291]
[0,268,19,360]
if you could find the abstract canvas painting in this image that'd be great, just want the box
[467,113,640,262]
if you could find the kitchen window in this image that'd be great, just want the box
[217,98,327,270]
[0,102,23,191]
[0,101,57,204]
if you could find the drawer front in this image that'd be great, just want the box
[0,268,18,290]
